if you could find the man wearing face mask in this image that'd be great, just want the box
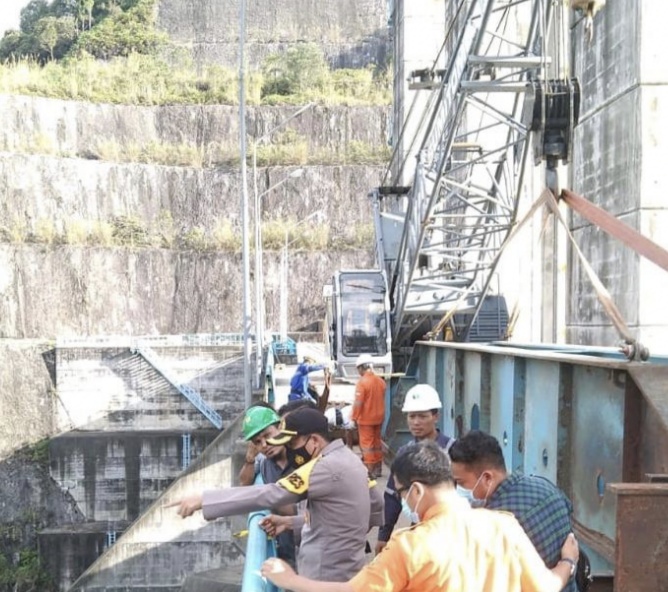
[168,407,383,582]
[376,383,454,554]
[260,440,579,592]
[449,430,580,592]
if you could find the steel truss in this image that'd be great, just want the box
[375,0,556,346]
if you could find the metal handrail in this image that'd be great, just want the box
[241,474,280,592]
[132,344,223,429]
[241,511,280,592]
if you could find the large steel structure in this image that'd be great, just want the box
[369,0,578,359]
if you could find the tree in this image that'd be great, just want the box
[76,0,95,30]
[35,16,58,60]
[261,44,330,97]
[0,30,23,62]
[19,0,49,33]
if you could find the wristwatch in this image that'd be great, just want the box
[559,557,577,577]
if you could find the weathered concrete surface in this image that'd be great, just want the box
[180,567,243,592]
[50,431,218,522]
[156,0,389,69]
[0,155,383,236]
[0,340,55,459]
[69,413,247,592]
[54,344,245,433]
[568,1,668,352]
[0,246,372,339]
[0,96,390,159]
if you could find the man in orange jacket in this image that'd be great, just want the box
[351,354,386,478]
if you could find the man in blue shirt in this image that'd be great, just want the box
[289,356,327,402]
[449,430,580,592]
[375,383,454,553]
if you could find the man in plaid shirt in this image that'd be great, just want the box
[449,430,578,592]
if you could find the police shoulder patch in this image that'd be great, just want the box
[278,456,321,495]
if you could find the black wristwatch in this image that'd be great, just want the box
[559,557,577,577]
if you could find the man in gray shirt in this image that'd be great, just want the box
[169,407,383,582]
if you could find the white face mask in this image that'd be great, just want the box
[457,473,488,508]
[400,483,423,523]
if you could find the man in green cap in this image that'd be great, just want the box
[239,405,291,486]
[238,405,295,565]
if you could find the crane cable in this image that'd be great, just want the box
[428,187,661,361]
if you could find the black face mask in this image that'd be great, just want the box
[287,437,313,468]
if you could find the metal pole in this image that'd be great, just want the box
[252,103,314,377]
[253,143,263,389]
[280,230,288,342]
[239,0,252,409]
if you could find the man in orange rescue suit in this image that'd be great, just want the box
[352,354,387,478]
[167,407,383,582]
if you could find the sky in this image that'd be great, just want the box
[1,0,31,36]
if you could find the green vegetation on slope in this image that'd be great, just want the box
[2,131,391,168]
[0,213,374,253]
[0,50,390,106]
[0,0,165,63]
[0,0,391,106]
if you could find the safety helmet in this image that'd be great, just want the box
[303,356,316,364]
[242,406,280,441]
[355,354,374,368]
[402,384,442,412]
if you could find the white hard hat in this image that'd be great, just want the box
[402,384,442,412]
[355,354,374,368]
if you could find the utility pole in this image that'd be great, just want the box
[239,0,252,409]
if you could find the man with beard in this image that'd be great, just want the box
[237,405,296,565]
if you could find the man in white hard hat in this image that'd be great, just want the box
[352,354,387,478]
[375,383,454,554]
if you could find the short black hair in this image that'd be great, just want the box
[448,430,506,471]
[278,399,318,417]
[391,440,453,487]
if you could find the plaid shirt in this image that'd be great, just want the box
[487,473,577,592]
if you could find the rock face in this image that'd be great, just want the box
[0,246,372,339]
[0,95,386,341]
[0,96,390,160]
[156,0,389,68]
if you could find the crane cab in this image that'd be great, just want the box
[324,270,392,379]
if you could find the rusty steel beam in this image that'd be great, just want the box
[561,189,668,274]
[572,519,615,566]
[607,483,668,592]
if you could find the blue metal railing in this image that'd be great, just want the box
[132,344,223,429]
[241,474,280,592]
[241,510,280,592]
[271,335,297,357]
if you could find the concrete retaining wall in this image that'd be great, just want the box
[569,0,668,351]
[49,431,217,522]
[69,413,247,592]
[0,246,373,339]
[0,96,390,159]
